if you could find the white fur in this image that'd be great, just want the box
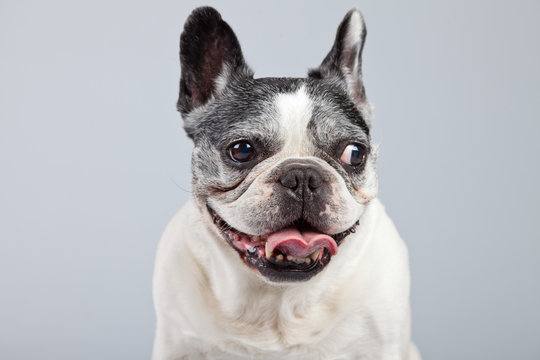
[342,9,369,111]
[275,86,313,156]
[213,63,233,96]
[153,198,420,359]
[346,10,364,57]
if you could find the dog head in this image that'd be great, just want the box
[178,7,377,282]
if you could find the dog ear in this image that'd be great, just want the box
[177,7,253,116]
[309,9,368,104]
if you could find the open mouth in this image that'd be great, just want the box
[208,206,359,282]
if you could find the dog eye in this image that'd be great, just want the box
[229,141,255,162]
[340,143,366,166]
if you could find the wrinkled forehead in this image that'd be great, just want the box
[189,78,370,149]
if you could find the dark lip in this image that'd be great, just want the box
[207,205,359,282]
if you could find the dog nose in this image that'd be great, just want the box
[278,163,326,200]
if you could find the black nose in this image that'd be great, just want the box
[278,163,326,200]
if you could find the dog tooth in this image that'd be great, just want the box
[276,254,284,261]
[306,258,312,264]
[310,249,321,261]
[287,255,294,261]
[265,242,272,259]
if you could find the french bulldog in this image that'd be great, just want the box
[153,7,421,360]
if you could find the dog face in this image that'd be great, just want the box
[178,7,378,282]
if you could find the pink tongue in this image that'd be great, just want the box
[266,227,338,258]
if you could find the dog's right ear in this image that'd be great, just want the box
[177,7,253,117]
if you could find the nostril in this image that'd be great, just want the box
[279,171,301,190]
[306,169,322,190]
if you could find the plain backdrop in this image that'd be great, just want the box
[1,0,539,359]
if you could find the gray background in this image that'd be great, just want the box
[1,0,539,359]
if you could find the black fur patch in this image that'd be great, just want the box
[178,7,253,115]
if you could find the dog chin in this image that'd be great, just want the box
[207,205,359,282]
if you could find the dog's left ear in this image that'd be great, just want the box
[177,7,253,117]
[309,9,368,105]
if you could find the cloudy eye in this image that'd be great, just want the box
[339,143,366,166]
[229,141,255,162]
